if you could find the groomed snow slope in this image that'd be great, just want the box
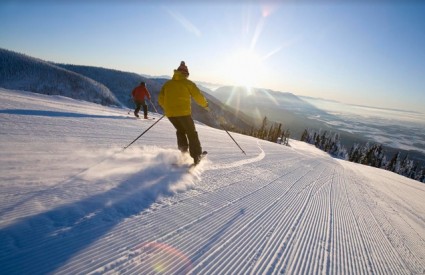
[0,88,424,274]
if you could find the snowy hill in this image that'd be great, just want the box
[0,48,120,106]
[1,88,424,274]
[57,64,152,108]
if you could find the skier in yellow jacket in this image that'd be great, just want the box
[158,61,209,165]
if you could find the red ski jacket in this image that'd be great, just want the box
[132,85,151,101]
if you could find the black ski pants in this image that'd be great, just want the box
[134,100,148,117]
[168,115,202,160]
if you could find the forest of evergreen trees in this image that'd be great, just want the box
[300,129,425,183]
[235,116,290,146]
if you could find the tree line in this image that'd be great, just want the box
[218,115,291,146]
[239,116,291,146]
[300,129,425,183]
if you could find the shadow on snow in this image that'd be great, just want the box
[0,109,127,119]
[0,161,191,274]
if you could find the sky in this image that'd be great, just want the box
[1,0,425,113]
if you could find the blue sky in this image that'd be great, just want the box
[1,1,425,113]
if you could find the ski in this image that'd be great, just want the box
[194,151,208,166]
[171,151,208,171]
[127,111,156,120]
[127,116,156,120]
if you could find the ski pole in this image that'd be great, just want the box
[207,108,246,155]
[123,114,165,150]
[149,99,159,113]
[220,124,246,155]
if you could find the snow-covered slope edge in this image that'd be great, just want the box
[0,48,121,106]
[0,88,424,274]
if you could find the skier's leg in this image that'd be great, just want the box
[134,101,141,117]
[168,117,189,153]
[179,116,202,162]
[142,100,148,118]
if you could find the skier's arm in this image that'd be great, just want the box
[158,86,165,108]
[189,83,208,108]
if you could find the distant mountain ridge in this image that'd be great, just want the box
[0,48,254,131]
[209,86,338,139]
[1,48,424,166]
[0,47,356,139]
[57,64,254,130]
[57,64,151,108]
[0,48,120,106]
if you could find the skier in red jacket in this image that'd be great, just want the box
[131,82,151,119]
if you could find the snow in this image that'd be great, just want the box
[1,88,424,274]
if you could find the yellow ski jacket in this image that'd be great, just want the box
[158,70,208,117]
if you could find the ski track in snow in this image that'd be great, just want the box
[0,88,425,274]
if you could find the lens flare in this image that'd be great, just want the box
[132,241,193,273]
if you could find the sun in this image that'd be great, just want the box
[225,49,263,89]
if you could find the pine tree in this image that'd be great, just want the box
[284,129,290,146]
[358,143,370,165]
[417,167,425,182]
[374,144,385,168]
[314,132,321,147]
[259,116,268,139]
[387,152,400,173]
[399,155,414,177]
[349,144,360,162]
[410,163,418,179]
[301,129,308,142]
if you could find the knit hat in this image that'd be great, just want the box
[177,61,189,77]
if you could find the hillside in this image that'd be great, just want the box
[0,48,254,131]
[1,88,424,274]
[57,64,255,131]
[0,48,120,106]
[58,63,151,107]
[210,86,337,139]
[2,48,423,169]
